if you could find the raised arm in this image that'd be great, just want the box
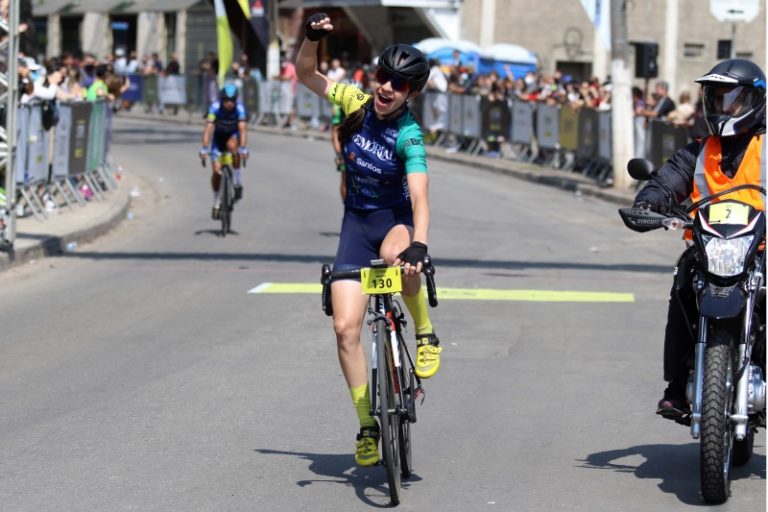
[295,13,335,98]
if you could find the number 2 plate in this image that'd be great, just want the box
[360,266,402,295]
[708,203,750,225]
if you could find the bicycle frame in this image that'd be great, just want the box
[320,258,436,504]
[369,293,419,420]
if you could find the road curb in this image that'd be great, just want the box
[117,111,636,206]
[0,184,131,273]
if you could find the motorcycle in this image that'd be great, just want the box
[619,158,766,504]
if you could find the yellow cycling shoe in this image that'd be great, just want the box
[355,425,380,467]
[415,333,442,379]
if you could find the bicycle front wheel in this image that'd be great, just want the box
[398,365,414,478]
[376,318,401,506]
[220,167,232,236]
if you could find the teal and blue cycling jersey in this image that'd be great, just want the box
[328,83,427,210]
[207,101,247,134]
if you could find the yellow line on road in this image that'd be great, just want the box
[248,283,634,303]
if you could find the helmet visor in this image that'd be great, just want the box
[702,84,759,117]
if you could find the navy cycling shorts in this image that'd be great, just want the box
[211,130,239,157]
[334,204,413,271]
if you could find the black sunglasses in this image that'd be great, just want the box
[375,69,410,93]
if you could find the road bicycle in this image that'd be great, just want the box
[201,151,244,237]
[321,257,438,506]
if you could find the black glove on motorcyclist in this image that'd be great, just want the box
[397,241,428,267]
[634,201,668,214]
[305,13,331,41]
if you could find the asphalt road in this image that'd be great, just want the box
[0,117,763,511]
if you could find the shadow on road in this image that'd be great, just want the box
[193,229,241,238]
[254,448,422,507]
[578,443,765,505]
[60,251,672,274]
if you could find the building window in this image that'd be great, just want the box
[60,16,82,56]
[165,13,177,60]
[717,40,732,59]
[735,51,753,59]
[683,43,705,59]
[33,17,47,56]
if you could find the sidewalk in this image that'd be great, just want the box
[0,111,636,273]
[0,178,131,272]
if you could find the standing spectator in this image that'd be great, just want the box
[126,50,139,73]
[141,55,154,75]
[327,58,345,82]
[85,64,109,101]
[450,49,462,70]
[632,86,647,158]
[277,54,299,128]
[238,53,250,78]
[165,53,181,75]
[17,57,39,103]
[62,67,84,99]
[81,53,97,86]
[643,80,676,121]
[666,90,695,127]
[425,59,448,142]
[151,52,163,74]
[351,64,368,89]
[114,48,127,74]
[278,55,299,93]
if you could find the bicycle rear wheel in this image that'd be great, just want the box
[220,167,232,236]
[376,318,401,506]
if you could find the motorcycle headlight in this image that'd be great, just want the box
[705,236,754,277]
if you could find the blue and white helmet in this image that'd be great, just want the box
[695,59,766,137]
[219,83,238,101]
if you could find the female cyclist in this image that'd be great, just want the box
[296,13,442,466]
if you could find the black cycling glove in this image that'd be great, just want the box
[305,13,331,42]
[397,241,428,267]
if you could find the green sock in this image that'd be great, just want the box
[350,384,377,428]
[402,290,433,336]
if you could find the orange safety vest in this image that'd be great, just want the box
[686,134,766,239]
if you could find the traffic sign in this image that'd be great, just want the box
[709,0,761,22]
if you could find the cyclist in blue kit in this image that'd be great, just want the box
[297,13,442,467]
[199,84,249,219]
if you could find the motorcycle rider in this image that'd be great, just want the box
[632,59,766,417]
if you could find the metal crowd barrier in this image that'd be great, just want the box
[129,74,280,125]
[412,92,691,185]
[126,75,692,185]
[13,99,117,221]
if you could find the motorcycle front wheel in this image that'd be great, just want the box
[700,329,735,504]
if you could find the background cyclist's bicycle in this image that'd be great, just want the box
[200,151,245,237]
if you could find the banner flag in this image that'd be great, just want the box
[214,0,234,86]
[249,0,269,49]
[236,0,251,18]
[580,0,611,49]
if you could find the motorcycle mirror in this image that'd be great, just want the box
[626,158,655,181]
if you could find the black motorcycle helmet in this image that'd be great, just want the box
[377,44,430,93]
[694,59,766,137]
